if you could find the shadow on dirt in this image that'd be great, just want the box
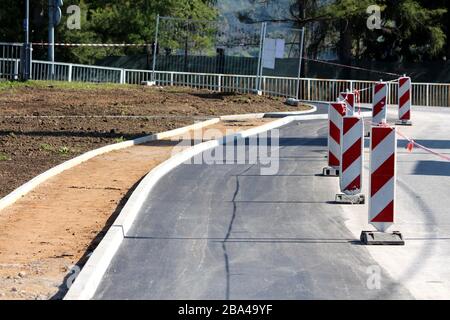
[50,177,145,300]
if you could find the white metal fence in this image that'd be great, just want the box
[2,59,450,107]
[0,43,23,80]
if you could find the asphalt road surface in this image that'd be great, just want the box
[92,105,450,299]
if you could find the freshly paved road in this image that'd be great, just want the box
[92,104,450,300]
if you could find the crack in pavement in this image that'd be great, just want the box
[222,164,255,300]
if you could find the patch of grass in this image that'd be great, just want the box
[0,153,11,161]
[0,80,134,91]
[57,146,70,155]
[40,143,55,152]
[113,136,126,143]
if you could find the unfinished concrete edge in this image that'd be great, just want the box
[219,104,317,121]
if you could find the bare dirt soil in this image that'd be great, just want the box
[0,118,273,300]
[0,83,307,198]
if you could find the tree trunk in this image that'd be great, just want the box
[338,20,353,79]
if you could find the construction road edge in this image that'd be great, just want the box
[65,108,371,300]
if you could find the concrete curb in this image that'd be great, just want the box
[219,104,317,121]
[0,118,220,213]
[65,110,372,300]
[0,105,317,213]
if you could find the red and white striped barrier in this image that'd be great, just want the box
[339,92,355,116]
[397,76,412,125]
[372,82,388,125]
[339,116,364,197]
[324,102,346,176]
[368,126,397,232]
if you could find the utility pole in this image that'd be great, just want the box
[22,0,31,80]
[48,0,63,76]
[48,0,55,66]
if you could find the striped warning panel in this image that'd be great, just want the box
[340,117,364,195]
[369,126,397,232]
[372,82,388,125]
[339,92,355,116]
[398,76,411,121]
[328,102,346,168]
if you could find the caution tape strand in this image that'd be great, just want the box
[368,121,450,162]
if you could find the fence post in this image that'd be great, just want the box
[217,74,222,92]
[349,80,354,92]
[68,64,73,82]
[170,72,174,86]
[426,83,430,106]
[262,76,266,95]
[14,59,20,80]
[120,69,125,84]
[307,79,311,101]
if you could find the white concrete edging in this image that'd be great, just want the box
[64,109,372,300]
[0,118,220,213]
[219,104,317,121]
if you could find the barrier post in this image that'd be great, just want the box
[323,102,346,176]
[335,116,365,204]
[360,125,404,245]
[339,91,355,116]
[372,81,388,125]
[396,76,412,126]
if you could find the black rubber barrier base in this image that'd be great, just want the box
[360,231,405,245]
[335,193,365,204]
[395,120,413,126]
[322,167,339,177]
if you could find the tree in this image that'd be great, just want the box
[235,0,448,64]
[0,0,217,64]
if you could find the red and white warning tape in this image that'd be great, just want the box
[396,130,450,162]
[302,57,403,77]
[32,43,149,47]
[372,122,450,162]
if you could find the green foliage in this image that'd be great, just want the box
[237,0,448,62]
[0,0,216,64]
[40,143,55,152]
[0,80,133,91]
[58,146,70,155]
[1,0,448,63]
[55,0,217,63]
[113,136,126,143]
[0,153,11,161]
